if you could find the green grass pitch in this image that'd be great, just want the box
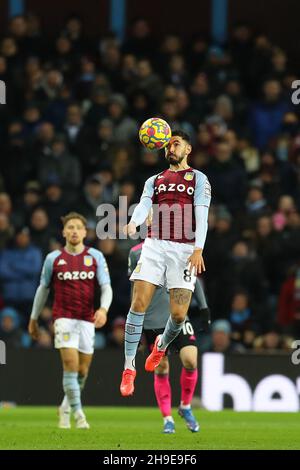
[0,407,300,450]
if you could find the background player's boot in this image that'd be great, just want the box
[120,369,136,396]
[58,406,71,429]
[74,409,90,429]
[145,335,166,372]
[178,406,200,432]
[163,419,175,434]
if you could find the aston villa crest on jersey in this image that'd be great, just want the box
[84,255,93,267]
[184,172,194,181]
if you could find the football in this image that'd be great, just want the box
[139,117,172,150]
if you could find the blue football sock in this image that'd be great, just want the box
[124,310,145,370]
[158,316,185,350]
[62,371,82,413]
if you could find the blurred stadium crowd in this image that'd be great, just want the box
[0,14,299,353]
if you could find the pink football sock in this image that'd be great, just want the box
[154,374,172,417]
[180,367,198,406]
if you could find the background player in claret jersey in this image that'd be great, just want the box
[120,130,211,397]
[28,212,112,429]
[128,242,211,433]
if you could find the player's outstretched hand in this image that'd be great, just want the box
[94,308,108,328]
[187,249,206,275]
[123,222,137,237]
[28,319,40,341]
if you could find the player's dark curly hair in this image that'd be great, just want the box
[171,129,191,144]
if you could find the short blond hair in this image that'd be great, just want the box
[61,212,87,228]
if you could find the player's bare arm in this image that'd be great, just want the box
[188,248,206,275]
[28,318,40,340]
[94,308,108,328]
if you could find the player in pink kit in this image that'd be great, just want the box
[120,130,211,401]
[28,212,112,429]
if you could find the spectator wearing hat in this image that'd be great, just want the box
[0,227,42,320]
[0,307,30,348]
[228,290,258,348]
[37,133,81,204]
[204,319,245,353]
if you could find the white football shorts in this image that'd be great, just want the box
[130,238,197,292]
[54,318,95,354]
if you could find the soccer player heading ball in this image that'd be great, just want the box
[120,130,211,397]
[28,212,113,429]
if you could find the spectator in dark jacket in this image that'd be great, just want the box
[29,208,54,256]
[249,79,291,149]
[205,139,248,214]
[203,319,246,353]
[0,227,42,319]
[37,134,81,204]
[0,307,29,347]
[214,240,268,317]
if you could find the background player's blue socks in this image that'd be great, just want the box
[158,316,185,350]
[78,373,87,391]
[124,310,145,370]
[61,373,87,411]
[62,371,82,413]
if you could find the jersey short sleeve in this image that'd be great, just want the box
[194,170,211,207]
[88,248,111,285]
[40,250,61,287]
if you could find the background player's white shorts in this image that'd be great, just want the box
[130,238,197,291]
[54,318,95,354]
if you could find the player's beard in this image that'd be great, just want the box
[68,236,82,246]
[166,153,185,166]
